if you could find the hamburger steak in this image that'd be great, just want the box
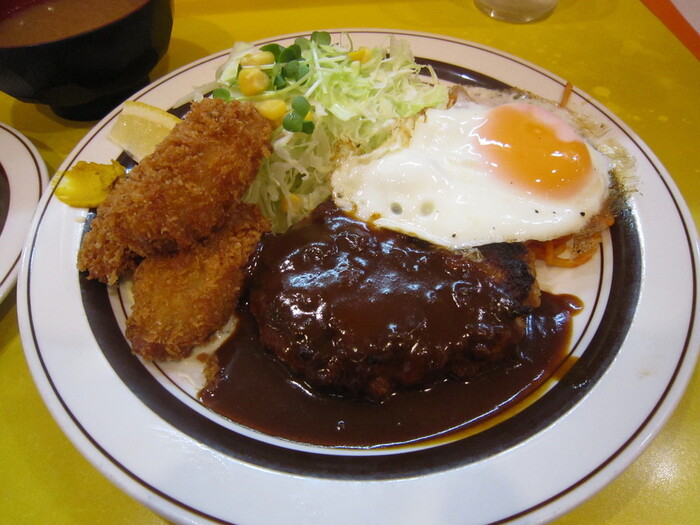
[244,201,541,401]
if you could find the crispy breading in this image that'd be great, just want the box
[125,203,270,361]
[77,184,140,285]
[77,97,272,284]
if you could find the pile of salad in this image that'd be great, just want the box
[208,31,449,231]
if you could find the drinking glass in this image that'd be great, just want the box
[474,0,558,23]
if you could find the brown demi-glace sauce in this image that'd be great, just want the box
[200,205,582,448]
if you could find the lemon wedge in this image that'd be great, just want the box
[108,101,181,162]
[54,160,126,208]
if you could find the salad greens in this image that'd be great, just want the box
[212,31,449,231]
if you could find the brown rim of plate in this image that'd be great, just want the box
[0,162,9,237]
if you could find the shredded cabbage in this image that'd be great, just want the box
[213,32,449,231]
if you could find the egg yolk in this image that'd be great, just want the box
[474,103,593,199]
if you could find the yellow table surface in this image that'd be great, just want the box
[1,1,699,523]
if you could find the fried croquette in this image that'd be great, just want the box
[125,203,270,361]
[77,97,272,284]
[77,187,140,286]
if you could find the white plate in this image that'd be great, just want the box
[17,30,700,524]
[0,123,48,303]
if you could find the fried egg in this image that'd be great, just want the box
[331,89,612,249]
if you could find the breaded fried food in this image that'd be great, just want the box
[77,185,141,286]
[78,97,272,284]
[125,203,270,361]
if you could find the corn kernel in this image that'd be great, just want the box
[240,51,276,67]
[255,99,287,121]
[348,47,372,64]
[238,67,270,96]
[280,193,302,214]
